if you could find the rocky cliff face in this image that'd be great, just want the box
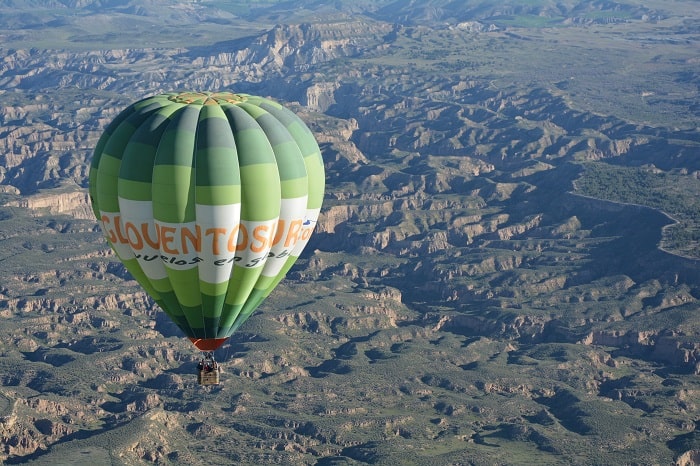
[5,191,92,219]
[188,20,392,76]
[0,19,390,196]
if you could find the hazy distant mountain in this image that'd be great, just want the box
[0,0,658,26]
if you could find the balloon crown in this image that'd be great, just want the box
[168,91,248,105]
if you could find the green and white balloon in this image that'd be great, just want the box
[89,91,325,351]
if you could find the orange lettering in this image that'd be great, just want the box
[271,219,285,247]
[181,225,201,254]
[230,224,248,252]
[251,224,271,253]
[206,228,227,255]
[124,221,143,250]
[160,225,177,254]
[284,219,302,247]
[301,227,312,241]
[141,222,159,249]
[113,215,129,244]
[101,215,118,243]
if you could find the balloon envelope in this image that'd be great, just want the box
[89,91,324,351]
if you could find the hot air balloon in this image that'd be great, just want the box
[89,91,324,383]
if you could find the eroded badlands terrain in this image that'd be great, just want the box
[0,1,699,464]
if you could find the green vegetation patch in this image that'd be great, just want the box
[574,162,700,257]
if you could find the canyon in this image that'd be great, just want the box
[0,1,699,464]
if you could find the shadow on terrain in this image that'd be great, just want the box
[22,348,75,367]
[534,389,591,435]
[55,336,123,354]
[3,417,136,465]
[305,332,381,377]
